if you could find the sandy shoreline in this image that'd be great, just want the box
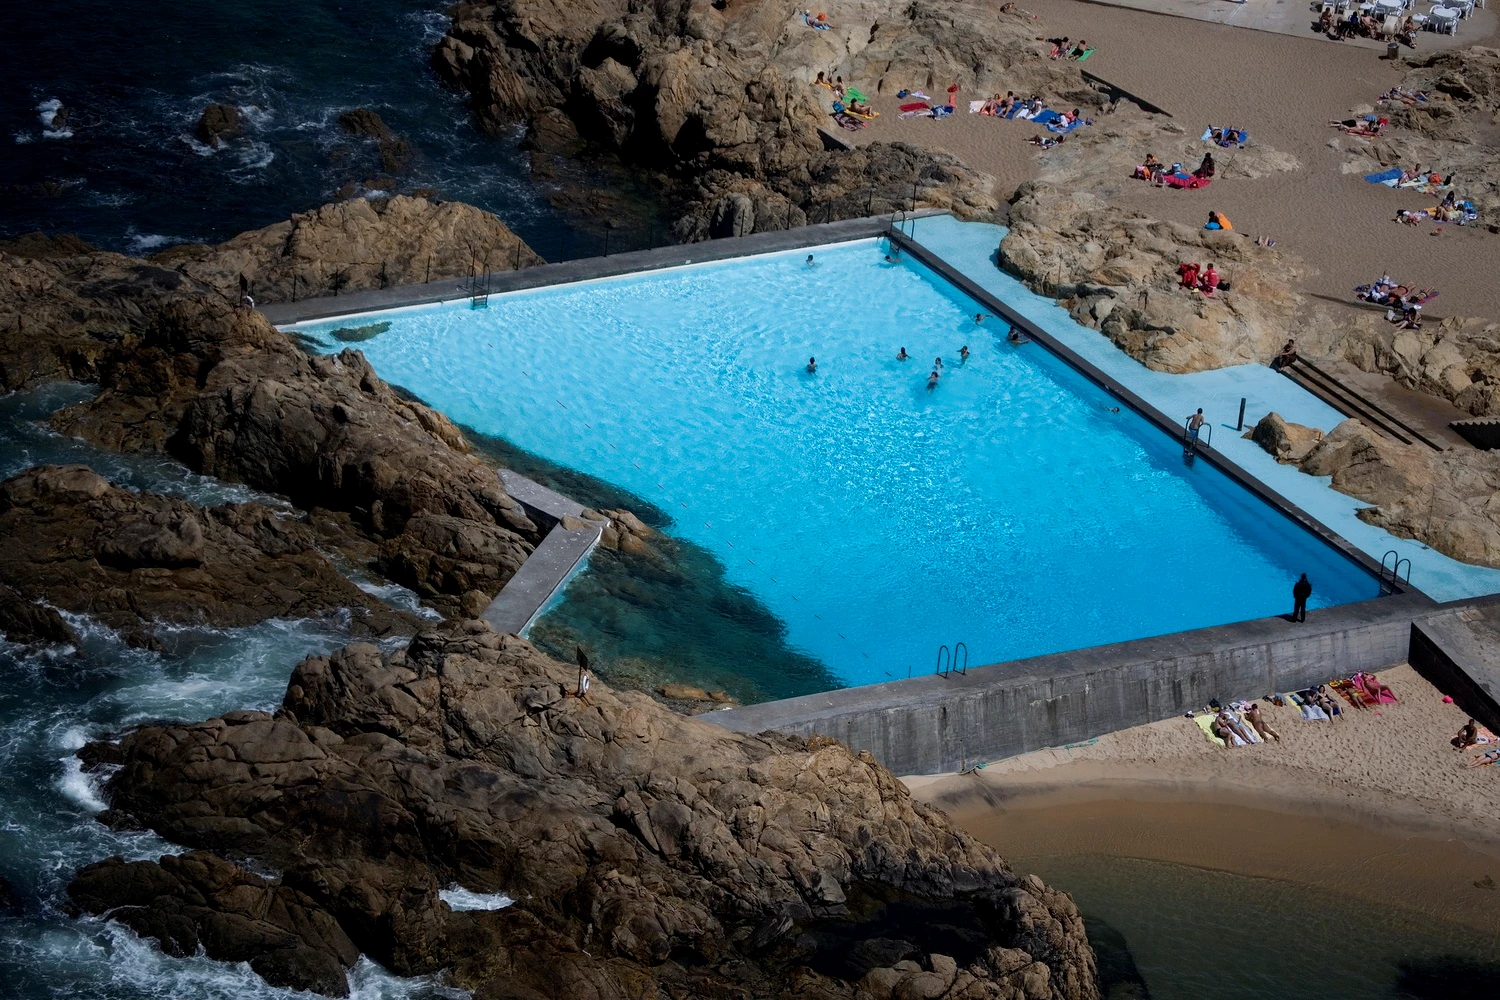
[907,664,1500,932]
[844,0,1500,322]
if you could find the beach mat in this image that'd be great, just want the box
[1365,167,1402,185]
[1049,119,1086,134]
[1032,109,1063,125]
[1193,711,1261,747]
[969,100,986,113]
[899,101,930,112]
[1329,677,1376,709]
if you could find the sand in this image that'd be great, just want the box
[907,664,1500,932]
[908,665,1500,840]
[844,1,1500,322]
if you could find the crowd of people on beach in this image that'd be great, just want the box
[1354,273,1439,329]
[1317,7,1421,47]
[1132,151,1216,189]
[1200,670,1401,748]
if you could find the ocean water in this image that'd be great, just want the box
[288,240,1377,689]
[1,0,585,259]
[0,385,454,999]
[1032,855,1500,999]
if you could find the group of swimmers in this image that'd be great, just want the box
[806,313,1029,386]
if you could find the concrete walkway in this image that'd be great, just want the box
[481,470,605,635]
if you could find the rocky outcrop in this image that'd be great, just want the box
[0,582,80,647]
[998,112,1307,373]
[1330,304,1500,418]
[433,0,1086,233]
[194,104,244,147]
[74,621,1098,999]
[1246,412,1325,464]
[0,465,417,643]
[337,109,416,174]
[153,195,544,305]
[1,240,546,617]
[1298,419,1500,568]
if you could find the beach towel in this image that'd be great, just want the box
[845,107,879,120]
[899,101,930,112]
[1328,677,1375,709]
[1032,109,1063,125]
[969,100,987,113]
[845,87,868,103]
[831,111,866,131]
[1354,671,1398,704]
[930,105,954,119]
[1002,103,1025,119]
[1048,119,1086,134]
[1365,167,1403,186]
[1074,47,1096,61]
[899,107,932,119]
[1193,711,1261,748]
[1163,172,1211,189]
[906,90,932,101]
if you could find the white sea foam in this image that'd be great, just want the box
[14,132,34,144]
[55,756,107,814]
[126,232,176,252]
[42,129,74,140]
[439,887,514,911]
[36,97,62,125]
[355,580,443,620]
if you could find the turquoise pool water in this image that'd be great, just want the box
[289,239,1375,689]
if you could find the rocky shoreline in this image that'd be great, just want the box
[70,621,1099,999]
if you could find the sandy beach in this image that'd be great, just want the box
[844,0,1500,322]
[907,664,1500,932]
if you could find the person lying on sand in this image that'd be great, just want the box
[1359,672,1396,704]
[1066,40,1089,59]
[1453,719,1479,750]
[1049,37,1070,59]
[1313,685,1342,719]
[1467,748,1500,768]
[1210,712,1238,747]
[1246,704,1281,742]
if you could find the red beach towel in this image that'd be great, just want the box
[899,102,930,112]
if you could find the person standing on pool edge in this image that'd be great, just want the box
[1292,573,1312,623]
[1186,408,1205,453]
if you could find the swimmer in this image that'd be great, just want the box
[806,356,817,373]
[1007,327,1030,344]
[806,254,815,266]
[933,356,943,368]
[927,369,940,388]
[959,345,970,360]
[974,312,990,324]
[897,347,909,360]
[1103,405,1119,413]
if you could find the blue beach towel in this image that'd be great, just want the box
[930,104,954,119]
[1003,104,1025,119]
[1032,109,1063,125]
[1364,167,1402,186]
[1048,119,1086,134]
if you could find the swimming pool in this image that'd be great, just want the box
[288,239,1376,690]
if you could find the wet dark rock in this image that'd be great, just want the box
[0,874,24,918]
[0,465,419,639]
[195,103,244,147]
[73,621,1100,998]
[0,582,79,647]
[337,109,415,174]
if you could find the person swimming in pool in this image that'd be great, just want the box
[974,312,990,323]
[933,356,943,368]
[897,347,909,360]
[806,254,815,266]
[806,356,817,373]
[1007,327,1029,344]
[959,345,970,360]
[927,369,940,388]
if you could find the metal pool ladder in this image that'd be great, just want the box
[936,642,968,678]
[1182,416,1212,451]
[468,264,490,309]
[1378,550,1412,594]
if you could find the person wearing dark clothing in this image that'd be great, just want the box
[1292,573,1312,622]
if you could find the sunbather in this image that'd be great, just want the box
[1049,37,1070,59]
[1246,704,1281,742]
[1313,685,1342,719]
[1067,40,1089,59]
[1194,152,1216,180]
[1216,709,1255,746]
[1358,671,1396,703]
[1467,748,1500,768]
[1453,719,1479,750]
[1210,712,1239,747]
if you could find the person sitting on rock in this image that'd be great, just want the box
[1178,261,1201,289]
[1200,264,1221,296]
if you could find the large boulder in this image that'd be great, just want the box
[0,465,418,643]
[1247,412,1324,464]
[75,621,1100,999]
[153,195,544,305]
[194,103,243,147]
